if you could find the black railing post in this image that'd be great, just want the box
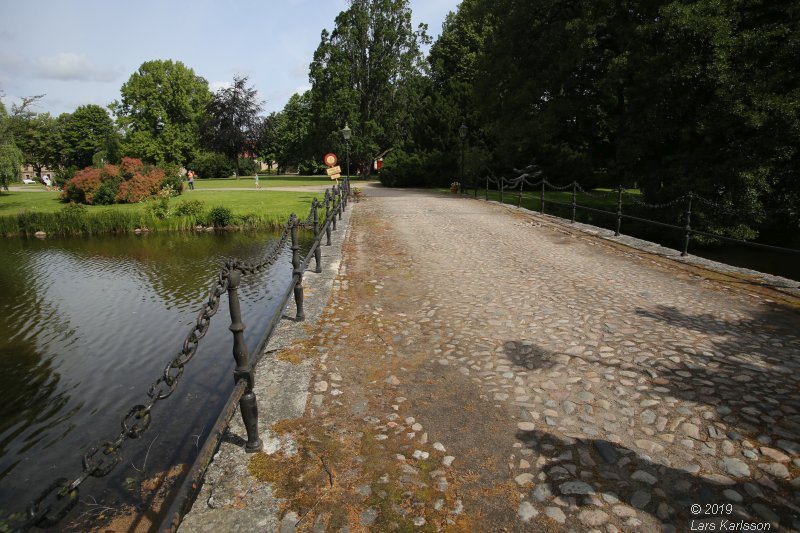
[682,192,693,257]
[615,185,623,236]
[312,199,322,273]
[571,182,577,223]
[337,184,343,220]
[473,177,477,198]
[518,179,523,208]
[500,178,504,204]
[227,266,262,452]
[290,215,305,321]
[485,176,489,201]
[540,180,545,214]
[331,188,338,232]
[324,190,332,246]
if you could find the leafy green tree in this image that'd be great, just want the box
[59,104,117,169]
[308,0,429,178]
[6,96,62,178]
[111,60,212,166]
[273,92,314,173]
[203,76,264,174]
[0,102,23,191]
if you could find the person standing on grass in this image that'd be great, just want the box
[187,170,195,190]
[254,172,261,189]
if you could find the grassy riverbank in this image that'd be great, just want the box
[0,186,331,237]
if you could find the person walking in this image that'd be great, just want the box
[187,170,195,190]
[254,172,261,189]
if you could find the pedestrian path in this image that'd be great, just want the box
[184,183,800,532]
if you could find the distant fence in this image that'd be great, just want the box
[15,180,351,531]
[462,167,800,260]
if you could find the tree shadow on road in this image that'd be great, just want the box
[514,428,798,529]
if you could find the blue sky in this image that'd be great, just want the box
[0,0,460,117]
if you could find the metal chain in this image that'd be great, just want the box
[574,183,618,199]
[21,259,234,529]
[621,190,689,209]
[543,179,573,191]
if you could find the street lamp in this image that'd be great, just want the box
[459,122,468,194]
[342,122,352,182]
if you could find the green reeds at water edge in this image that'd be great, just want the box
[0,204,289,237]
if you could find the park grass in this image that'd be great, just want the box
[0,188,325,237]
[192,175,335,189]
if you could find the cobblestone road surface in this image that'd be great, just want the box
[188,184,800,532]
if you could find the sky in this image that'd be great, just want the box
[0,0,460,117]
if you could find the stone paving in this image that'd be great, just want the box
[184,184,800,532]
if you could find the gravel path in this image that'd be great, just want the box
[185,184,800,531]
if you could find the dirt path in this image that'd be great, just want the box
[189,184,800,532]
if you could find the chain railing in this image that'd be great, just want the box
[461,171,800,260]
[12,179,351,532]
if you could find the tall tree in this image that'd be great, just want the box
[59,104,117,169]
[203,76,264,173]
[308,0,429,177]
[7,95,62,178]
[0,101,23,191]
[273,92,314,173]
[111,60,212,166]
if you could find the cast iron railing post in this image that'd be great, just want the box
[473,177,477,198]
[518,179,523,208]
[541,180,545,214]
[500,177,504,204]
[615,185,623,236]
[290,215,305,321]
[485,176,489,201]
[324,190,332,246]
[571,181,577,223]
[682,192,693,257]
[227,266,262,452]
[312,199,322,273]
[331,188,338,232]
[337,184,343,220]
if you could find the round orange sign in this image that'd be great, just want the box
[324,153,338,167]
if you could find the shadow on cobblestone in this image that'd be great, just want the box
[516,429,797,528]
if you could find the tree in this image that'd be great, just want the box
[203,76,264,174]
[308,0,429,178]
[273,92,314,173]
[111,60,212,166]
[0,102,23,191]
[59,104,117,169]
[6,95,62,177]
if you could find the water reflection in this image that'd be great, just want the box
[0,230,308,524]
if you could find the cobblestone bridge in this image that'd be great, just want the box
[183,184,800,532]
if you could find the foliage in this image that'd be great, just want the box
[308,0,430,178]
[269,93,314,173]
[59,104,117,168]
[378,148,453,188]
[7,98,62,176]
[237,157,259,177]
[298,159,322,175]
[203,76,263,170]
[207,206,234,227]
[111,60,212,166]
[189,151,233,179]
[0,142,23,191]
[173,199,206,219]
[61,158,175,204]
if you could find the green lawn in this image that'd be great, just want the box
[192,175,336,189]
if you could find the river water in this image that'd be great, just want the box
[0,230,308,528]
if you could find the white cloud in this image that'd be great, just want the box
[35,52,120,82]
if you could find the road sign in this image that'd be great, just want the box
[329,174,341,180]
[325,166,342,176]
[324,153,338,167]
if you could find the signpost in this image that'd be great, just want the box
[325,161,341,181]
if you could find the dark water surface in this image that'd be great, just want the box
[0,230,305,526]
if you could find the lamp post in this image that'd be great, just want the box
[459,122,468,195]
[342,123,352,190]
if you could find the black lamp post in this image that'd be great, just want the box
[459,122,468,194]
[342,123,352,186]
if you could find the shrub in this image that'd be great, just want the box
[207,206,234,227]
[298,159,322,175]
[61,158,177,205]
[174,199,205,220]
[93,177,121,205]
[237,157,259,177]
[116,168,165,203]
[190,151,233,180]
